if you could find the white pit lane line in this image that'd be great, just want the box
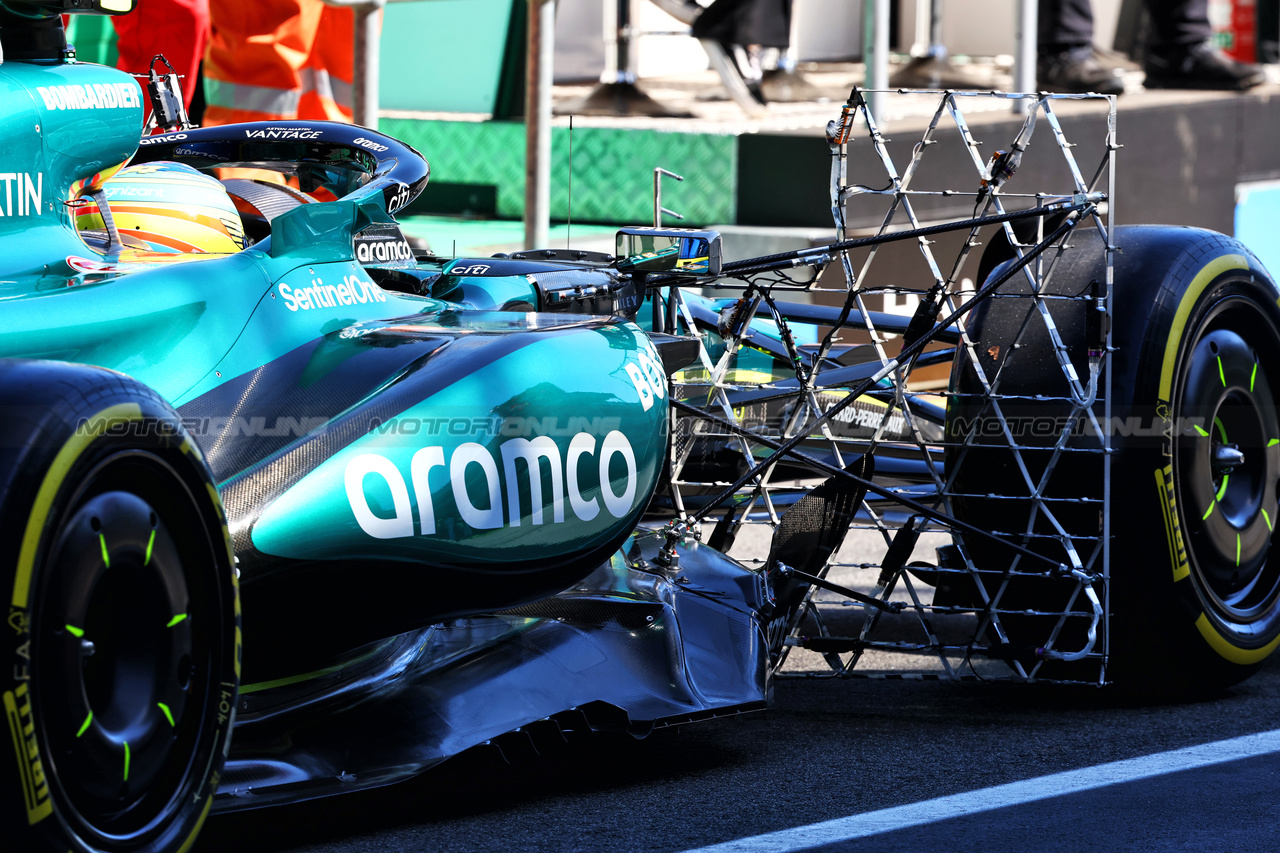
[680,728,1280,853]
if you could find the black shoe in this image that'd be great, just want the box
[1143,41,1266,91]
[1037,46,1125,95]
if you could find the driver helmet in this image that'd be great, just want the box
[76,161,246,254]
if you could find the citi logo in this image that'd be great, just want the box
[388,182,413,211]
[344,431,639,538]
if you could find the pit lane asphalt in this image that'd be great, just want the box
[195,654,1280,853]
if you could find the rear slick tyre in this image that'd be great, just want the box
[0,361,239,853]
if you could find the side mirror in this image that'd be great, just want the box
[616,227,721,277]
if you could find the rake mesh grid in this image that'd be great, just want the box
[658,90,1117,684]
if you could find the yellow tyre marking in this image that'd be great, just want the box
[1155,465,1191,582]
[1158,254,1249,400]
[3,401,232,845]
[176,797,214,853]
[1151,256,1280,665]
[1196,613,1280,665]
[202,481,241,680]
[206,483,233,562]
[12,403,143,609]
[4,684,52,824]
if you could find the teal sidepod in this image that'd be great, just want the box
[249,316,668,571]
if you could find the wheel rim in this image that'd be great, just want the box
[1176,296,1280,636]
[34,450,221,845]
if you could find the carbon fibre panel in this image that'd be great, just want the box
[178,330,451,484]
[214,532,771,810]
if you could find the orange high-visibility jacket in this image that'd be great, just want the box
[113,0,209,112]
[63,0,208,120]
[203,0,353,126]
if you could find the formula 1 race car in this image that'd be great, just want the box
[5,2,1280,852]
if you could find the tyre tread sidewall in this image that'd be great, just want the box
[0,362,238,853]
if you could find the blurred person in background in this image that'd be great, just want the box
[1039,0,1266,94]
[202,0,354,125]
[67,0,208,122]
[691,0,792,104]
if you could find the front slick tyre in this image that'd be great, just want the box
[1109,230,1280,692]
[0,362,239,853]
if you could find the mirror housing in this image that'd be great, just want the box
[616,227,721,277]
[0,0,135,18]
[0,0,135,62]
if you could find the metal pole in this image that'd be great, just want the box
[910,0,929,56]
[322,0,385,128]
[524,0,555,250]
[863,0,890,125]
[351,0,385,129]
[615,0,636,84]
[874,0,890,91]
[1014,0,1037,114]
[600,0,637,85]
[653,168,683,227]
[654,169,662,227]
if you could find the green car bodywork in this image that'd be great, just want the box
[0,57,669,591]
